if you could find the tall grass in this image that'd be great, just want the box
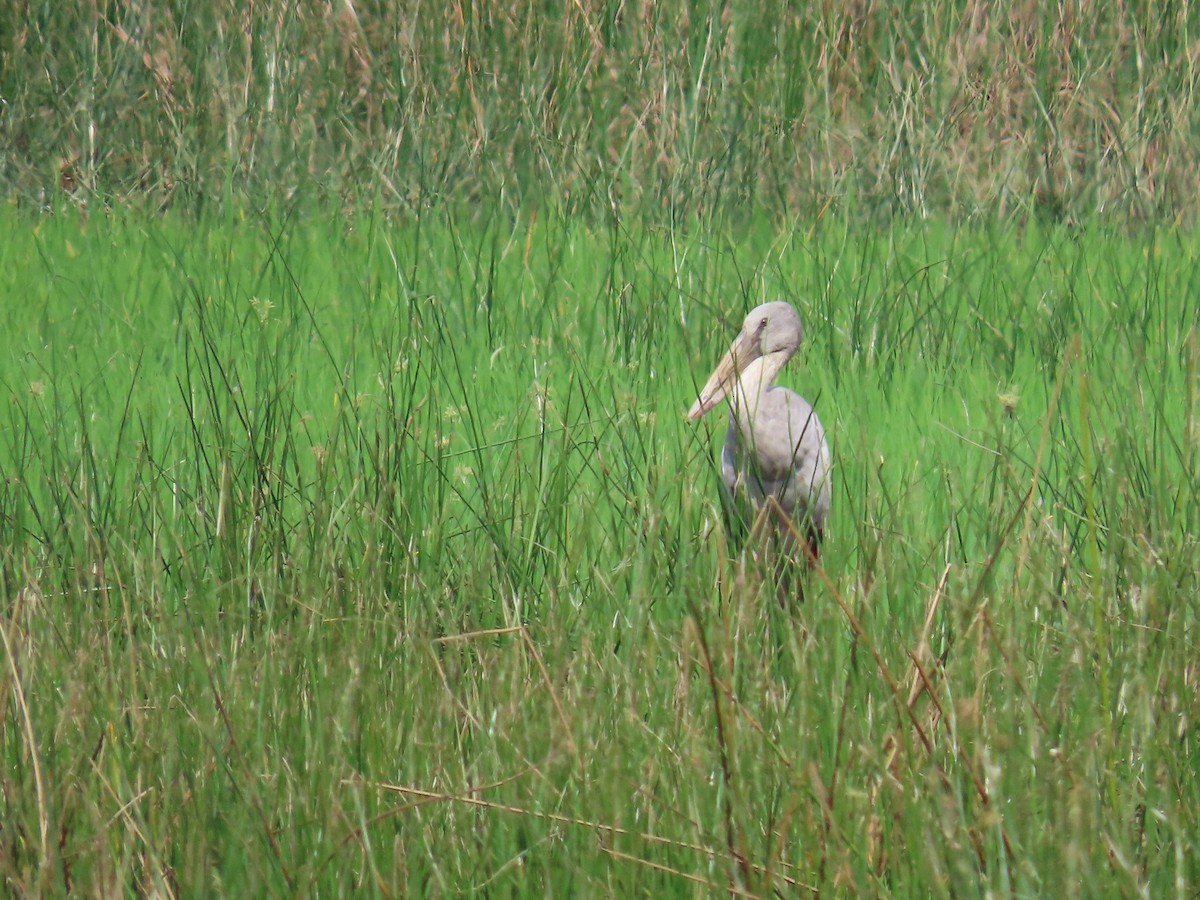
[0,204,1196,894]
[4,0,1200,220]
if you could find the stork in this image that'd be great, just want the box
[687,301,832,582]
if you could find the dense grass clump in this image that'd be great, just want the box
[0,205,1196,894]
[4,0,1200,220]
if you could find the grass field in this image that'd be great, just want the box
[3,0,1200,894]
[0,203,1196,894]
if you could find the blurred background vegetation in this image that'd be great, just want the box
[3,0,1199,222]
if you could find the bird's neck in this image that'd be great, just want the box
[732,351,790,419]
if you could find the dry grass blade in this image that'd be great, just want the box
[683,601,756,891]
[0,616,48,872]
[433,625,527,643]
[357,780,802,892]
[520,627,583,771]
[599,845,773,897]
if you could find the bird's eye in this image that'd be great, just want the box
[760,317,768,330]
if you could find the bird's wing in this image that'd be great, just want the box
[779,392,832,529]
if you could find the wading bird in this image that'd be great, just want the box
[687,301,832,587]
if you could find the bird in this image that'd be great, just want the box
[687,301,832,589]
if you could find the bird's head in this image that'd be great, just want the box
[747,301,803,356]
[687,301,805,420]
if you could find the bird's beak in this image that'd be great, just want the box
[686,328,762,420]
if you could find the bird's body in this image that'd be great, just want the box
[688,302,831,568]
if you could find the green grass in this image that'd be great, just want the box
[0,204,1196,895]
